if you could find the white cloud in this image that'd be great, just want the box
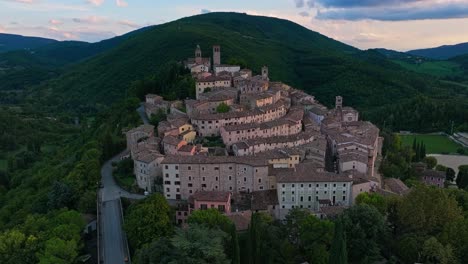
[49,19,63,25]
[72,16,107,24]
[116,0,127,7]
[87,0,105,6]
[118,19,140,28]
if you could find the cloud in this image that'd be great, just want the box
[308,0,423,8]
[3,0,35,3]
[294,0,304,8]
[72,16,107,24]
[316,2,468,21]
[299,11,310,17]
[118,19,140,28]
[49,19,63,25]
[87,0,104,6]
[116,0,127,7]
[201,9,211,14]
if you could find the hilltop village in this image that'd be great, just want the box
[125,45,404,225]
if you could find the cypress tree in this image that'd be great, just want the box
[415,141,421,162]
[421,142,426,159]
[411,138,417,161]
[230,223,240,264]
[329,219,348,264]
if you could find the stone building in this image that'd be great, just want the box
[161,151,301,200]
[275,162,353,219]
[195,75,232,99]
[125,124,155,151]
[191,100,288,137]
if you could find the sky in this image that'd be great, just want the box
[1,0,468,51]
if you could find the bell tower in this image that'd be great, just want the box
[262,66,269,80]
[195,45,202,64]
[213,45,221,65]
[335,96,343,109]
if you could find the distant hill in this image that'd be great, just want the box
[408,42,468,60]
[0,26,153,91]
[0,33,57,53]
[32,12,447,114]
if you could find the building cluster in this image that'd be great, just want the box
[124,45,403,225]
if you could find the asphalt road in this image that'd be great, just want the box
[101,199,128,264]
[99,152,145,264]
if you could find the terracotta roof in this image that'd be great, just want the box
[191,100,286,121]
[178,145,195,153]
[162,135,182,146]
[161,155,269,166]
[422,169,446,179]
[226,211,252,231]
[232,131,315,149]
[384,178,409,195]
[319,206,346,217]
[197,75,231,82]
[126,124,154,135]
[251,190,278,211]
[276,163,353,183]
[191,191,230,203]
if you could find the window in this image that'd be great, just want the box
[176,174,179,178]
[258,178,262,183]
[308,196,312,201]
[333,184,336,187]
[316,184,319,187]
[282,184,285,188]
[202,184,207,188]
[164,181,171,185]
[215,177,218,181]
[325,184,328,187]
[166,188,170,192]
[309,184,312,188]
[202,177,206,181]
[300,184,303,188]
[189,176,192,181]
[214,167,219,170]
[165,173,169,178]
[292,197,295,202]
[175,181,180,185]
[188,166,192,170]
[218,205,226,212]
[229,167,233,170]
[165,165,168,169]
[282,197,285,202]
[175,166,178,170]
[244,177,247,182]
[200,204,207,210]
[228,176,232,180]
[300,196,303,202]
[292,184,295,188]
[188,183,192,187]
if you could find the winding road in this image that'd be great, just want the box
[98,106,148,264]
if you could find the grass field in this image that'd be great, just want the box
[392,60,464,78]
[400,134,463,154]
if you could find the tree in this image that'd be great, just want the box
[420,142,427,160]
[421,237,456,264]
[446,168,456,182]
[0,229,38,264]
[216,103,230,113]
[248,213,281,264]
[397,185,463,235]
[456,165,468,190]
[171,224,230,264]
[47,181,75,210]
[124,194,173,249]
[355,192,387,214]
[341,204,387,262]
[435,164,448,172]
[134,237,176,264]
[329,219,348,264]
[423,156,437,169]
[188,209,239,263]
[37,238,79,264]
[149,109,167,128]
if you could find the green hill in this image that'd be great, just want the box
[33,14,419,106]
[0,33,57,53]
[28,12,467,130]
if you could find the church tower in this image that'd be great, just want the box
[195,45,202,64]
[335,96,343,109]
[262,66,269,80]
[213,45,221,65]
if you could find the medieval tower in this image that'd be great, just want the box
[335,96,343,109]
[195,45,202,64]
[213,45,221,65]
[262,66,269,80]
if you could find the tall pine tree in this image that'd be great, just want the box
[230,223,240,264]
[329,219,348,264]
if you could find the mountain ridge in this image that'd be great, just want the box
[408,42,468,60]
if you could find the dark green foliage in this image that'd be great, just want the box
[47,181,74,210]
[341,204,388,262]
[422,156,437,169]
[124,194,174,249]
[355,192,387,214]
[216,102,230,113]
[446,168,456,182]
[456,165,468,190]
[379,132,414,180]
[329,219,347,264]
[149,109,168,128]
[134,237,176,264]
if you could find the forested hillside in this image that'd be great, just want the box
[408,42,468,59]
[0,33,57,53]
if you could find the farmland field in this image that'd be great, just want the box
[400,134,463,154]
